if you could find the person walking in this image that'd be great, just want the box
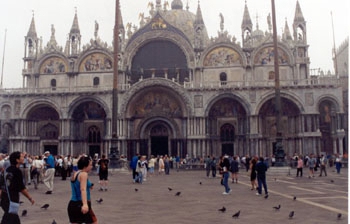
[220,155,231,195]
[0,151,35,224]
[43,151,55,194]
[255,157,268,196]
[67,156,97,224]
[296,156,304,177]
[319,154,327,177]
[164,155,170,175]
[204,155,211,178]
[250,157,258,190]
[130,153,139,182]
[97,155,109,191]
[148,155,156,177]
[158,156,165,175]
[211,156,217,178]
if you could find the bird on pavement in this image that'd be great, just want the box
[330,180,334,183]
[21,209,27,217]
[289,211,295,219]
[218,206,226,212]
[175,191,181,196]
[41,204,49,209]
[135,188,138,192]
[96,198,103,203]
[168,187,173,191]
[52,219,57,224]
[337,213,342,219]
[273,205,281,210]
[199,182,202,185]
[232,210,240,218]
[293,196,297,201]
[264,194,269,199]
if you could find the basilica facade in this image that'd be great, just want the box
[0,0,347,160]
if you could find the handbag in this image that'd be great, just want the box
[4,171,20,214]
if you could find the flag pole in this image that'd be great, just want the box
[0,29,7,89]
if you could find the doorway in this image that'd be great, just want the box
[221,143,234,156]
[151,136,168,156]
[44,145,58,155]
[89,145,100,158]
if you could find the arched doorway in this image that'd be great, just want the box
[150,124,169,156]
[221,123,235,156]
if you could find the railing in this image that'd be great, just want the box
[0,76,341,95]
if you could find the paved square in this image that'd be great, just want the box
[2,167,347,223]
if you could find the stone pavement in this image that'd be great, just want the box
[1,167,347,224]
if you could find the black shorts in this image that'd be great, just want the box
[67,200,97,223]
[99,172,108,180]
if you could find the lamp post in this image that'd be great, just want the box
[271,0,285,166]
[110,0,120,167]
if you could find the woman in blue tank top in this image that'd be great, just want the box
[67,156,97,224]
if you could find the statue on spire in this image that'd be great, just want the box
[219,13,224,32]
[94,20,99,39]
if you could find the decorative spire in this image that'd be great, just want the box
[283,18,292,40]
[27,11,37,39]
[241,1,253,31]
[70,8,80,34]
[293,0,305,24]
[194,1,204,25]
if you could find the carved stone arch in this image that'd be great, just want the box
[21,98,62,119]
[68,96,110,120]
[255,91,305,115]
[200,43,247,67]
[137,116,180,139]
[0,104,12,120]
[37,53,69,74]
[205,92,251,117]
[123,30,195,69]
[251,42,294,66]
[120,79,192,118]
[77,50,113,73]
[316,95,341,113]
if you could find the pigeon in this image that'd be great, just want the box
[21,209,27,217]
[135,188,138,192]
[337,213,342,219]
[293,196,297,201]
[273,205,281,210]
[330,180,334,183]
[175,191,181,196]
[218,206,226,212]
[199,182,202,185]
[52,219,57,224]
[264,194,269,199]
[41,204,49,209]
[168,187,173,191]
[289,211,295,219]
[96,198,103,203]
[232,210,240,218]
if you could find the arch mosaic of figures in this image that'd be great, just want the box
[21,99,62,119]
[78,52,113,72]
[201,44,247,67]
[39,56,68,74]
[120,79,193,118]
[68,96,111,119]
[137,117,179,139]
[252,44,293,66]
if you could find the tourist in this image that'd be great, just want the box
[98,154,109,191]
[43,151,55,194]
[255,157,268,196]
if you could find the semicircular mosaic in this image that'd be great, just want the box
[40,57,67,74]
[203,47,242,67]
[79,53,113,72]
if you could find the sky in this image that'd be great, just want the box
[0,0,348,88]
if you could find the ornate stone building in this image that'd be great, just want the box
[0,0,347,160]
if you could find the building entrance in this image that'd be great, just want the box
[151,136,168,156]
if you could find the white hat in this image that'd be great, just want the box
[44,151,50,154]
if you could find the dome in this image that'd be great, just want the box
[171,0,183,10]
[162,7,209,45]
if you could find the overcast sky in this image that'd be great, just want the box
[0,0,348,88]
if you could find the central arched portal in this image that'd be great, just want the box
[150,124,169,156]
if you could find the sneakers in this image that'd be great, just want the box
[45,191,52,194]
[256,193,261,196]
[222,192,229,195]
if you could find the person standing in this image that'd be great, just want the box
[0,151,35,224]
[335,154,342,174]
[158,156,165,175]
[204,155,211,178]
[250,157,258,190]
[220,155,231,195]
[67,156,97,224]
[255,157,268,196]
[141,156,148,181]
[164,155,170,175]
[148,155,156,177]
[296,156,304,177]
[43,151,55,194]
[211,156,217,178]
[319,154,328,177]
[98,155,109,191]
[308,153,316,178]
[130,153,139,182]
[230,156,239,183]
